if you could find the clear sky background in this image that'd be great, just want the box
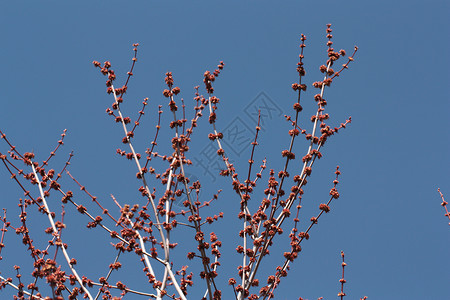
[0,1,449,299]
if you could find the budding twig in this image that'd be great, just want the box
[31,161,94,300]
[437,188,450,226]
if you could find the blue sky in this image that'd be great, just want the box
[0,1,449,299]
